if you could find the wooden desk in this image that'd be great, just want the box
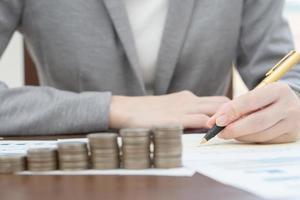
[0,173,262,200]
[0,135,263,200]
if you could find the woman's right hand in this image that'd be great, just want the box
[109,91,230,129]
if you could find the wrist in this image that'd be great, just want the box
[109,95,131,129]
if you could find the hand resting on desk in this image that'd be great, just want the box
[109,91,230,130]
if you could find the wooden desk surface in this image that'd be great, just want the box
[0,173,262,200]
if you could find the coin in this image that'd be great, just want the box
[93,162,119,169]
[120,128,151,137]
[89,133,120,170]
[153,137,182,145]
[123,159,151,169]
[152,124,184,132]
[154,157,182,168]
[122,137,150,145]
[90,148,119,155]
[27,157,56,163]
[28,162,57,171]
[58,142,87,152]
[59,161,88,170]
[91,156,119,163]
[88,133,118,141]
[58,142,89,171]
[58,154,88,162]
[120,128,152,169]
[0,154,26,173]
[26,147,58,171]
[154,150,181,157]
[152,124,183,169]
[122,145,149,152]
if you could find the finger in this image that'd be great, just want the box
[234,120,287,143]
[191,102,226,116]
[197,96,230,104]
[218,102,286,139]
[207,115,218,128]
[265,131,299,144]
[210,83,280,127]
[206,102,231,127]
[182,114,210,129]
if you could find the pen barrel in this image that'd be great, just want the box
[256,52,300,89]
[204,125,225,141]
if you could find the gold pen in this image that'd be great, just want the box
[201,50,300,144]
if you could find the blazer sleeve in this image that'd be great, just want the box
[0,1,112,136]
[236,0,300,92]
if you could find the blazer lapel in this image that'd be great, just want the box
[103,0,146,94]
[154,0,195,95]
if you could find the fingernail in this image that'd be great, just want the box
[207,118,214,127]
[216,115,227,126]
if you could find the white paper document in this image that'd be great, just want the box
[0,140,57,155]
[182,134,300,199]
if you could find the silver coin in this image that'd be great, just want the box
[154,143,182,150]
[123,159,151,169]
[0,164,25,173]
[58,154,88,162]
[154,150,181,157]
[89,141,119,149]
[58,153,88,163]
[60,166,87,171]
[88,133,118,140]
[91,152,119,158]
[27,153,56,159]
[153,137,182,143]
[154,158,182,168]
[59,161,88,170]
[92,162,119,169]
[28,162,57,170]
[153,131,182,139]
[0,154,25,163]
[91,156,119,163]
[155,145,182,153]
[28,166,57,171]
[122,149,150,156]
[122,151,150,159]
[122,145,150,152]
[0,154,25,173]
[120,128,151,137]
[58,142,87,151]
[90,148,119,155]
[152,124,183,132]
[122,137,150,145]
[27,157,57,163]
[27,147,56,155]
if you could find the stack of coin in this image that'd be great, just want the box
[153,125,183,168]
[27,148,57,171]
[58,142,89,170]
[88,133,120,169]
[0,154,26,173]
[120,128,151,169]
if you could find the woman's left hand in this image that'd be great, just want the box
[207,82,300,144]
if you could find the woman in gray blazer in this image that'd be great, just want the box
[0,0,299,143]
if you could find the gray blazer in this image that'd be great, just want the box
[0,0,299,136]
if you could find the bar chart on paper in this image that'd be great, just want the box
[182,134,300,199]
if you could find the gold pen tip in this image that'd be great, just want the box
[200,138,207,144]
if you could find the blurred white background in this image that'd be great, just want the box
[0,1,299,90]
